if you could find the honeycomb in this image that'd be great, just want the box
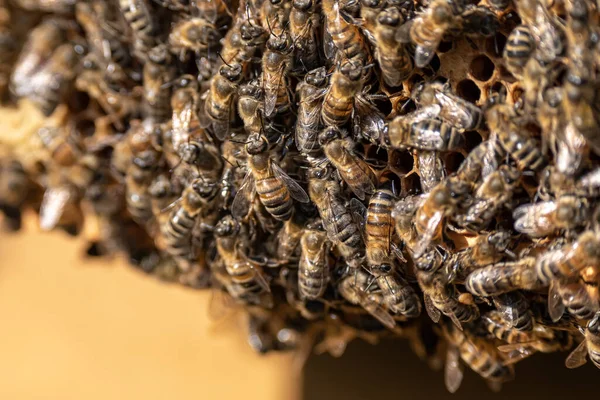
[1,0,600,392]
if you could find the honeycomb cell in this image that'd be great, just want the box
[389,149,414,176]
[464,130,482,151]
[469,55,495,82]
[456,79,481,103]
[444,152,465,174]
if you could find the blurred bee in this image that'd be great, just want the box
[169,17,220,60]
[503,25,534,80]
[418,151,445,193]
[459,5,499,39]
[450,231,513,282]
[262,32,294,117]
[387,117,465,152]
[232,134,309,221]
[535,230,600,287]
[487,0,510,11]
[219,137,247,209]
[417,269,480,329]
[562,68,600,155]
[214,215,273,307]
[413,176,471,257]
[338,270,396,329]
[321,58,365,127]
[162,179,218,270]
[193,0,232,25]
[322,0,371,64]
[443,323,514,393]
[465,257,543,296]
[143,45,175,121]
[298,228,331,300]
[492,292,534,332]
[373,7,412,87]
[118,0,158,61]
[148,174,176,225]
[396,0,463,68]
[170,75,202,152]
[200,62,243,140]
[412,82,483,130]
[237,79,263,137]
[273,210,306,262]
[455,139,505,185]
[296,67,328,158]
[513,195,590,238]
[0,159,29,231]
[565,312,600,369]
[392,194,422,252]
[290,0,321,72]
[515,0,564,65]
[39,176,83,235]
[13,0,75,13]
[307,165,363,262]
[458,165,520,232]
[318,126,376,200]
[549,279,599,323]
[486,104,546,172]
[359,0,385,44]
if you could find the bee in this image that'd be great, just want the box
[295,67,328,158]
[458,165,520,232]
[232,134,309,221]
[237,79,264,137]
[169,17,220,60]
[535,230,600,286]
[373,7,412,87]
[417,269,480,329]
[219,137,247,209]
[125,173,154,224]
[214,215,273,307]
[387,117,465,152]
[456,139,505,185]
[562,68,600,155]
[322,0,371,64]
[118,0,157,61]
[289,0,321,72]
[413,176,471,257]
[549,280,599,322]
[220,10,267,68]
[308,165,363,262]
[298,228,331,300]
[392,194,422,252]
[565,312,600,369]
[443,324,514,393]
[321,58,365,127]
[486,104,546,172]
[148,174,176,223]
[459,5,500,39]
[162,179,219,270]
[359,0,385,45]
[338,270,396,330]
[465,257,543,296]
[503,25,534,80]
[515,0,564,65]
[513,195,590,238]
[492,292,534,332]
[200,62,243,141]
[412,82,484,130]
[450,231,513,282]
[396,0,463,68]
[143,45,175,121]
[262,32,294,117]
[418,151,445,193]
[0,159,29,231]
[318,126,376,200]
[274,211,307,262]
[170,75,202,152]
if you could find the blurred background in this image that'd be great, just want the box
[0,220,597,400]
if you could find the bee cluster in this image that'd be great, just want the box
[1,0,600,391]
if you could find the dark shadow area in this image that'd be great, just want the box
[303,338,597,400]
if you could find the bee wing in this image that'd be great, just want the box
[231,171,256,220]
[435,91,473,129]
[348,198,367,232]
[193,0,219,24]
[264,66,286,117]
[481,133,500,179]
[565,339,589,369]
[548,280,565,322]
[444,346,464,394]
[362,298,396,330]
[513,201,557,237]
[271,162,310,203]
[413,210,444,258]
[323,25,337,60]
[424,294,441,323]
[40,186,73,231]
[395,19,414,43]
[336,156,375,201]
[354,97,386,144]
[248,263,272,293]
[172,103,193,149]
[449,313,463,331]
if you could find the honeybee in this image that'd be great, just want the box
[232,134,309,221]
[322,0,371,64]
[413,176,471,257]
[262,32,294,117]
[459,5,499,39]
[396,0,463,68]
[321,58,365,127]
[338,270,396,329]
[39,179,82,235]
[443,323,514,393]
[200,63,243,140]
[296,67,328,158]
[214,215,273,307]
[220,7,267,67]
[535,230,600,286]
[458,165,520,232]
[125,174,154,225]
[318,127,376,200]
[298,228,331,300]
[513,195,590,238]
[143,45,175,121]
[417,269,480,329]
[289,0,321,72]
[418,151,445,193]
[119,0,158,61]
[465,257,542,297]
[0,159,29,231]
[274,211,307,262]
[486,104,546,172]
[565,312,600,369]
[450,231,513,282]
[456,139,505,184]
[562,68,600,155]
[237,79,263,137]
[373,7,412,87]
[412,82,483,130]
[503,25,534,79]
[169,17,220,60]
[392,194,422,252]
[492,292,534,332]
[307,165,363,261]
[162,179,219,270]
[549,279,599,322]
[170,75,202,152]
[387,117,465,152]
[148,174,176,223]
[359,0,385,45]
[515,0,564,65]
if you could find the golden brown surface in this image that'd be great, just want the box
[0,218,298,400]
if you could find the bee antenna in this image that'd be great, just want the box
[217,52,233,67]
[245,2,254,26]
[221,155,236,167]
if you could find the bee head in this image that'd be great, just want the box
[215,215,240,236]
[246,134,269,155]
[318,126,342,146]
[293,0,314,11]
[305,67,328,87]
[219,63,243,82]
[267,32,292,52]
[192,179,218,200]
